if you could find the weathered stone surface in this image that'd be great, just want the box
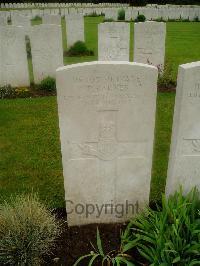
[30,24,63,83]
[56,61,158,226]
[11,11,31,26]
[0,26,29,87]
[104,8,118,20]
[134,21,166,69]
[166,61,200,196]
[0,16,7,25]
[43,14,61,25]
[98,22,130,61]
[65,14,84,47]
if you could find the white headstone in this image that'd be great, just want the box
[166,61,200,196]
[104,8,118,20]
[30,24,63,83]
[0,16,7,26]
[134,22,166,70]
[0,26,29,87]
[98,22,130,61]
[56,61,158,226]
[65,14,84,47]
[43,14,61,25]
[11,12,31,26]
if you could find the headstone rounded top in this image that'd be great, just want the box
[180,61,200,69]
[56,61,158,73]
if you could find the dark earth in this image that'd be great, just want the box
[44,209,148,266]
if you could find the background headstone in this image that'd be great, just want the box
[65,14,84,47]
[166,61,200,196]
[134,21,166,70]
[11,12,31,26]
[56,61,158,226]
[43,14,61,25]
[0,16,7,26]
[98,22,130,61]
[30,24,63,83]
[0,26,29,87]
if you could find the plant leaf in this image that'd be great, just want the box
[96,227,104,256]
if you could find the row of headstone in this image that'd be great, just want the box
[98,21,166,70]
[0,3,129,9]
[0,20,167,87]
[0,24,63,86]
[56,60,200,226]
[0,6,200,21]
[125,6,200,21]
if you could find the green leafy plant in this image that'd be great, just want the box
[65,41,94,57]
[0,194,61,265]
[158,62,176,89]
[118,9,125,21]
[74,228,135,266]
[121,188,200,265]
[135,14,146,22]
[38,76,56,92]
[0,85,16,99]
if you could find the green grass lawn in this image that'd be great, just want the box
[1,18,200,207]
[0,93,175,207]
[165,22,200,81]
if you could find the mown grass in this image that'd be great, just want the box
[165,22,200,81]
[150,92,175,203]
[0,97,64,207]
[0,93,175,207]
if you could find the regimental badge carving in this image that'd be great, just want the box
[71,110,145,161]
[184,139,200,152]
[79,118,119,161]
[191,139,200,152]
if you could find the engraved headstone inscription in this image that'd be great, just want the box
[56,61,158,226]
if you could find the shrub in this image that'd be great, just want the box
[0,85,16,99]
[65,41,94,57]
[194,16,199,22]
[121,188,200,265]
[74,228,134,266]
[38,76,56,92]
[118,9,125,21]
[136,14,146,22]
[158,62,176,89]
[0,194,61,265]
